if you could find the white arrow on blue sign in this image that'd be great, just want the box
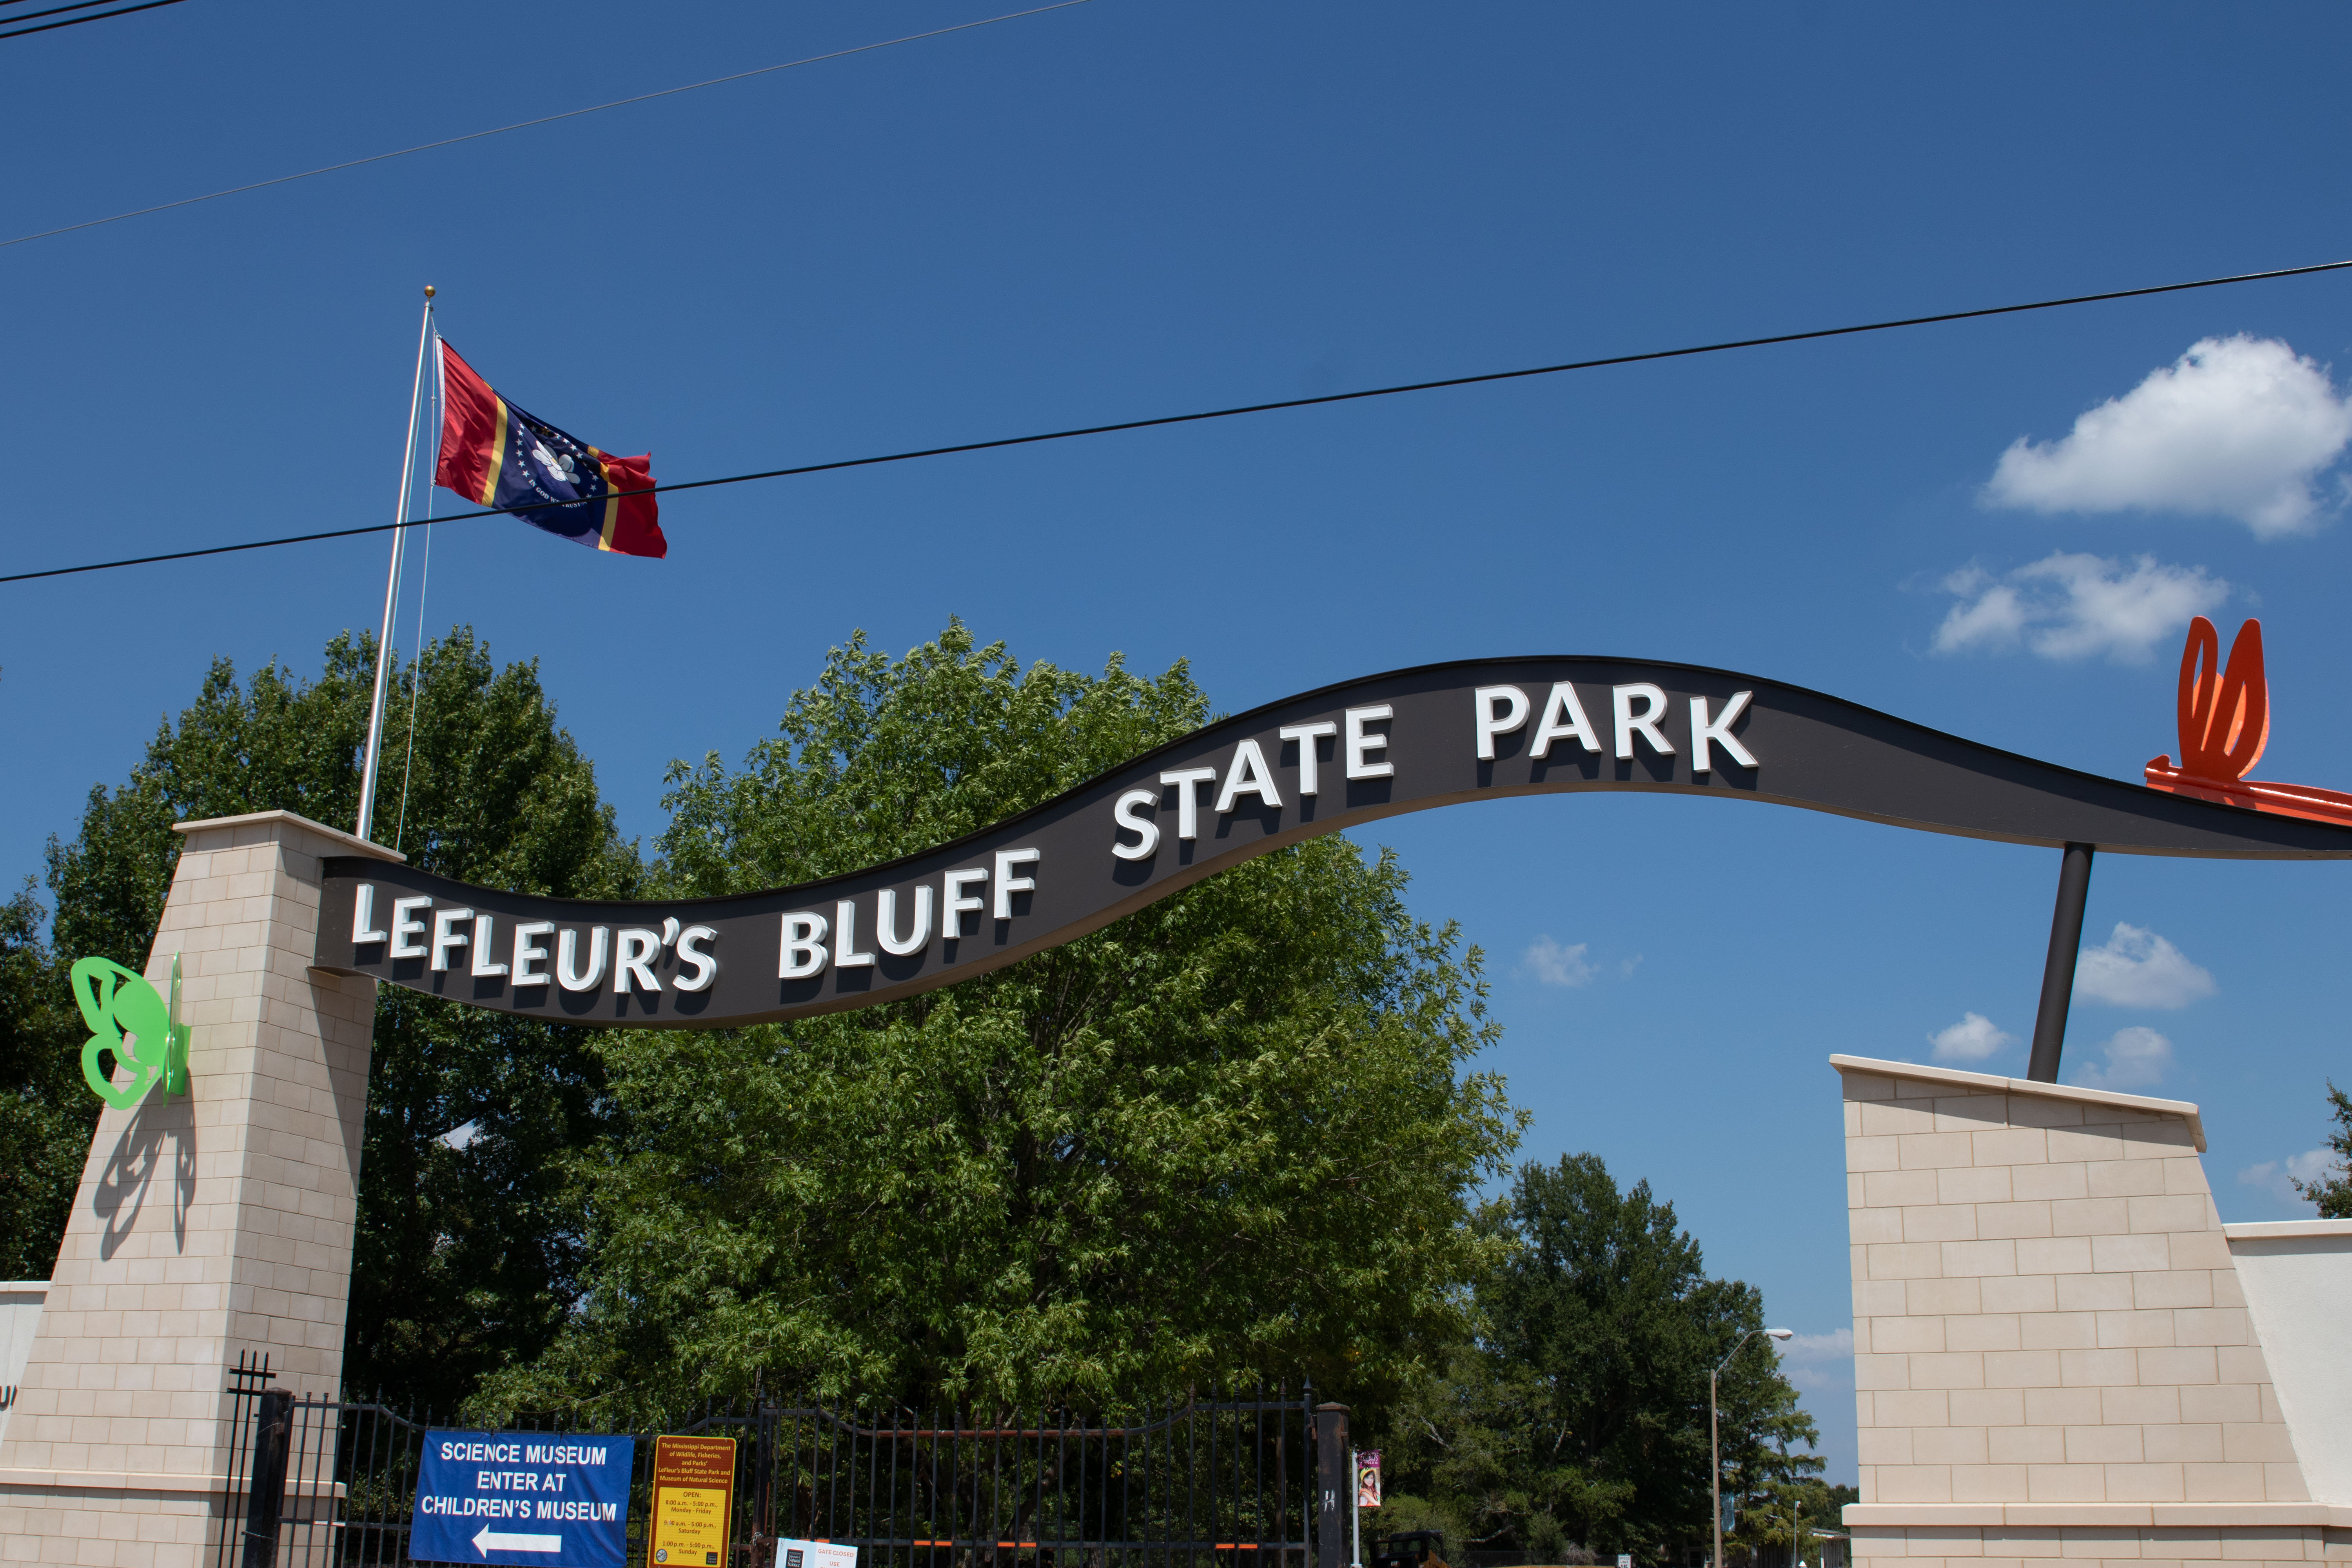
[475,1526,564,1555]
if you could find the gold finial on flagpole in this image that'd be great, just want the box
[423,285,436,298]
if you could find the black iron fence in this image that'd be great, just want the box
[216,1355,1332,1568]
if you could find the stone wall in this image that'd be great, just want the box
[1835,1055,2350,1568]
[0,812,396,1568]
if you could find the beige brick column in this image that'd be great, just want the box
[1833,1054,2350,1568]
[0,811,398,1567]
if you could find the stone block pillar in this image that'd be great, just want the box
[1834,1054,2350,1568]
[0,811,398,1566]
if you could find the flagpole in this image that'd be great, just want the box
[357,286,436,844]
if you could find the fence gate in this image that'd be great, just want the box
[215,1361,1336,1568]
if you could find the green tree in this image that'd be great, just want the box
[0,880,90,1279]
[2294,1081,2352,1217]
[1374,1155,1817,1564]
[481,622,1525,1424]
[41,629,640,1408]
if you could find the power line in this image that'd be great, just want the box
[0,0,187,40]
[5,253,2347,587]
[3,0,164,23]
[0,0,1094,248]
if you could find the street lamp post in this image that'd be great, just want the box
[1789,1448,1800,1568]
[1782,1432,1806,1568]
[1711,1327,1792,1568]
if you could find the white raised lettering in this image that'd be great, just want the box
[1612,683,1673,759]
[672,926,718,991]
[1345,706,1394,780]
[470,915,508,978]
[994,849,1040,918]
[1111,788,1160,859]
[389,895,432,959]
[352,884,387,944]
[780,912,828,979]
[943,869,988,938]
[1216,740,1282,812]
[1160,767,1218,840]
[878,887,932,956]
[557,927,609,991]
[512,922,554,987]
[1277,721,1337,795]
[1473,686,1530,761]
[834,899,876,967]
[614,928,662,992]
[1690,691,1758,772]
[430,906,475,973]
[1531,682,1602,757]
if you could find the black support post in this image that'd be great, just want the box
[753,1395,776,1561]
[1314,1403,1349,1568]
[240,1387,293,1568]
[2026,842,2096,1083]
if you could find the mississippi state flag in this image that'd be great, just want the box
[434,340,665,558]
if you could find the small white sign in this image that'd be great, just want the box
[1617,1556,1632,1567]
[773,1540,858,1568]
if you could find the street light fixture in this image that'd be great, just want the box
[1711,1327,1792,1568]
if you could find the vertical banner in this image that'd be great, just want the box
[408,1429,634,1568]
[648,1434,737,1567]
[1356,1451,1382,1509]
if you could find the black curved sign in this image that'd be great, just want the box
[314,656,2352,1028]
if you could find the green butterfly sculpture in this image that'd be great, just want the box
[72,954,190,1109]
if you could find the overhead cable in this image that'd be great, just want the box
[0,0,187,40]
[0,0,1095,247]
[4,254,2347,586]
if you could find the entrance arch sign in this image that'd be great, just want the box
[312,655,2352,1030]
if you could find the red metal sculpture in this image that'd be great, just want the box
[2145,615,2352,824]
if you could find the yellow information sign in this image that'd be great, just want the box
[647,1434,737,1568]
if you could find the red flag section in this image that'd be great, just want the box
[434,340,664,559]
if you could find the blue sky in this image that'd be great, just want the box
[7,0,2352,1482]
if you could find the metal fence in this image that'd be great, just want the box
[216,1355,1330,1568]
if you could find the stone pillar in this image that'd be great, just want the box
[1834,1054,2350,1568]
[0,811,398,1567]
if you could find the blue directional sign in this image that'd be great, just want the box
[411,1429,636,1568]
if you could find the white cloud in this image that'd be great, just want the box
[1619,954,1644,979]
[1931,552,2229,663]
[2237,1149,2341,1212]
[1777,1328,1855,1398]
[1524,936,1597,987]
[2072,922,2216,1009]
[1985,335,2352,537]
[1779,1327,1854,1364]
[2068,1025,2174,1091]
[1929,1011,2014,1064]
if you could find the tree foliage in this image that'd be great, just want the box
[21,612,1841,1517]
[1372,1155,1819,1564]
[481,622,1526,1424]
[0,880,89,1279]
[2294,1080,2352,1218]
[38,629,639,1408]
